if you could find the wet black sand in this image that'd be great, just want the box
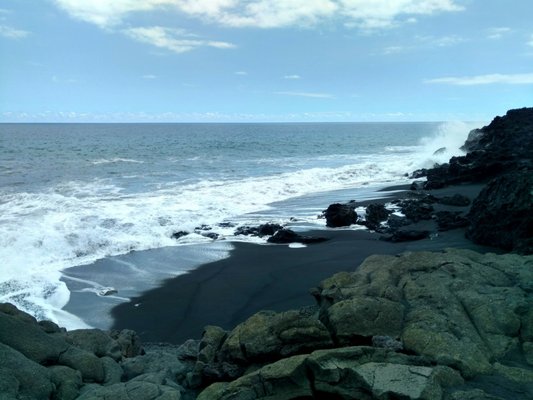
[109,183,496,344]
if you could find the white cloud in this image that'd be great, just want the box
[487,27,511,40]
[142,74,157,79]
[123,26,236,54]
[425,73,533,85]
[340,0,463,29]
[0,24,30,39]
[528,34,533,47]
[382,45,405,55]
[416,34,464,47]
[54,0,463,30]
[235,71,248,75]
[275,91,334,98]
[381,34,463,55]
[283,74,301,79]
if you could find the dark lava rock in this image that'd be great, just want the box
[386,214,411,230]
[202,232,219,240]
[257,223,283,236]
[423,107,533,188]
[323,202,357,227]
[235,223,283,237]
[395,199,434,222]
[434,211,469,231]
[267,229,328,245]
[466,172,533,254]
[171,231,189,240]
[217,222,236,228]
[437,194,471,207]
[381,230,430,242]
[363,203,391,231]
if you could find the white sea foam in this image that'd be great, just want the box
[0,121,476,328]
[91,158,145,165]
[414,121,480,169]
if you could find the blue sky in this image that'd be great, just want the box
[1,0,532,122]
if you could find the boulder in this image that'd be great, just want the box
[102,356,124,385]
[49,365,83,400]
[77,380,181,400]
[363,203,391,231]
[197,354,311,400]
[355,362,442,399]
[58,346,105,383]
[313,249,533,378]
[323,296,404,344]
[0,343,54,400]
[235,223,283,237]
[171,231,189,240]
[176,339,199,361]
[110,329,144,358]
[323,202,357,227]
[218,309,333,365]
[66,329,122,361]
[267,228,328,244]
[38,319,64,334]
[0,304,69,364]
[198,326,226,364]
[396,199,434,222]
[121,350,188,382]
[199,346,463,400]
[466,172,533,254]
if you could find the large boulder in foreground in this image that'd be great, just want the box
[314,249,533,379]
[198,346,462,400]
[466,172,533,254]
[197,249,533,399]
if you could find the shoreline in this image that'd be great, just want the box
[61,182,411,331]
[109,182,496,344]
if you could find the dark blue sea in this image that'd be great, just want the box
[0,121,479,327]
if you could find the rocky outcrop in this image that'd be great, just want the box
[0,303,188,400]
[419,107,533,188]
[466,172,533,254]
[195,249,533,399]
[2,249,532,399]
[234,223,283,237]
[323,202,357,227]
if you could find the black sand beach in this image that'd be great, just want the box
[110,183,496,343]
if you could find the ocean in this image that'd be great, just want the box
[0,121,479,328]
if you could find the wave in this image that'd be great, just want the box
[414,121,481,168]
[91,158,145,165]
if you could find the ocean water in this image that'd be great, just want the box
[0,121,479,327]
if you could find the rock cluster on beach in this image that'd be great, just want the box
[379,107,532,254]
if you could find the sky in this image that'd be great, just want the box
[1,0,532,122]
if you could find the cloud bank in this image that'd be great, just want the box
[54,0,463,30]
[425,73,533,85]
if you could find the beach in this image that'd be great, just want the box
[78,183,495,344]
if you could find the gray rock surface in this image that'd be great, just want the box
[196,249,533,399]
[0,343,54,400]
